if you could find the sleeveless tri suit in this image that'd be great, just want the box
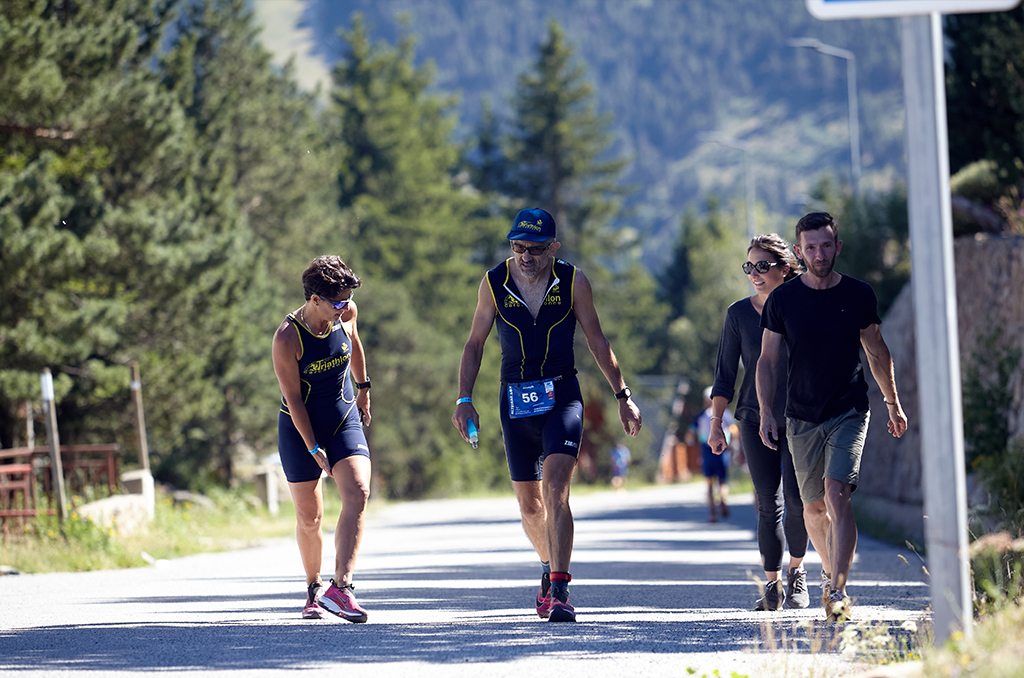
[486,258,584,481]
[277,314,369,483]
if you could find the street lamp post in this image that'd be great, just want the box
[790,37,861,194]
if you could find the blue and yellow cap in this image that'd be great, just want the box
[507,208,556,242]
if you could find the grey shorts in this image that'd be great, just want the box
[786,407,870,504]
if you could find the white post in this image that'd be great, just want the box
[130,361,151,472]
[901,12,972,643]
[40,368,68,522]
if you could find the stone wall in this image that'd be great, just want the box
[856,234,1024,544]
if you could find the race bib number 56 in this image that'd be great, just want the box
[508,379,556,419]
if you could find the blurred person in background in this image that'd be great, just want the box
[689,386,734,523]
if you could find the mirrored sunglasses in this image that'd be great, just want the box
[741,260,779,275]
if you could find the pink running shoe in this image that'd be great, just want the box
[302,581,324,619]
[319,580,368,623]
[536,573,552,618]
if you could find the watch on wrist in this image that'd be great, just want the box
[615,386,632,400]
[355,379,371,390]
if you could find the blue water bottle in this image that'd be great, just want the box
[467,419,479,449]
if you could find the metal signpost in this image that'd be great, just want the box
[804,0,1021,643]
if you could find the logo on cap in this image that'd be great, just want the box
[518,220,544,232]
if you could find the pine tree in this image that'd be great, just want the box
[946,7,1024,184]
[0,0,186,450]
[326,16,506,498]
[662,198,750,392]
[154,0,335,483]
[504,19,627,262]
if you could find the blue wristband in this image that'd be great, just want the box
[457,397,473,405]
[309,444,323,456]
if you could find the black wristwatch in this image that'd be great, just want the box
[615,386,632,400]
[355,379,371,390]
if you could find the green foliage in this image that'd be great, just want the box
[807,177,910,316]
[962,323,1024,539]
[660,198,750,391]
[355,281,506,499]
[946,7,1024,185]
[504,19,626,264]
[0,0,324,490]
[976,439,1024,540]
[318,16,513,498]
[923,599,1024,678]
[3,484,294,573]
[297,1,908,267]
[962,324,1020,471]
[970,532,1024,613]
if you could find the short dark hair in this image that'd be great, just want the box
[301,255,361,301]
[748,233,801,281]
[795,212,838,245]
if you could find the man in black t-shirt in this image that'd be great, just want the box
[755,212,908,622]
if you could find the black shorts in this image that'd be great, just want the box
[499,375,584,482]
[278,400,369,483]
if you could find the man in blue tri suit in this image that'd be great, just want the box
[452,208,643,623]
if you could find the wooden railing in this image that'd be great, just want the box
[0,445,120,525]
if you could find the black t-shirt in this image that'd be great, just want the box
[761,274,881,424]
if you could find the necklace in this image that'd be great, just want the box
[299,307,326,336]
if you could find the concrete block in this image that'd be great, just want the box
[255,465,279,516]
[120,469,155,521]
[75,495,149,537]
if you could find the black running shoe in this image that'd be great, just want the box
[754,579,785,611]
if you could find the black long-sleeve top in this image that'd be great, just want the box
[711,298,788,426]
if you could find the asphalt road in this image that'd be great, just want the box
[0,483,929,677]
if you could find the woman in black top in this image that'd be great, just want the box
[708,234,809,611]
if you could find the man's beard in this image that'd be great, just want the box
[808,253,836,278]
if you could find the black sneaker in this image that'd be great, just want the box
[547,586,576,622]
[785,567,810,609]
[754,579,785,611]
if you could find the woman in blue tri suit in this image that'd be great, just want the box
[272,255,372,623]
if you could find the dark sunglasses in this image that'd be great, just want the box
[317,293,352,310]
[510,241,553,256]
[741,260,779,275]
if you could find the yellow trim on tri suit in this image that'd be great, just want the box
[540,264,576,374]
[489,259,527,381]
[490,258,572,381]
[280,315,357,427]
